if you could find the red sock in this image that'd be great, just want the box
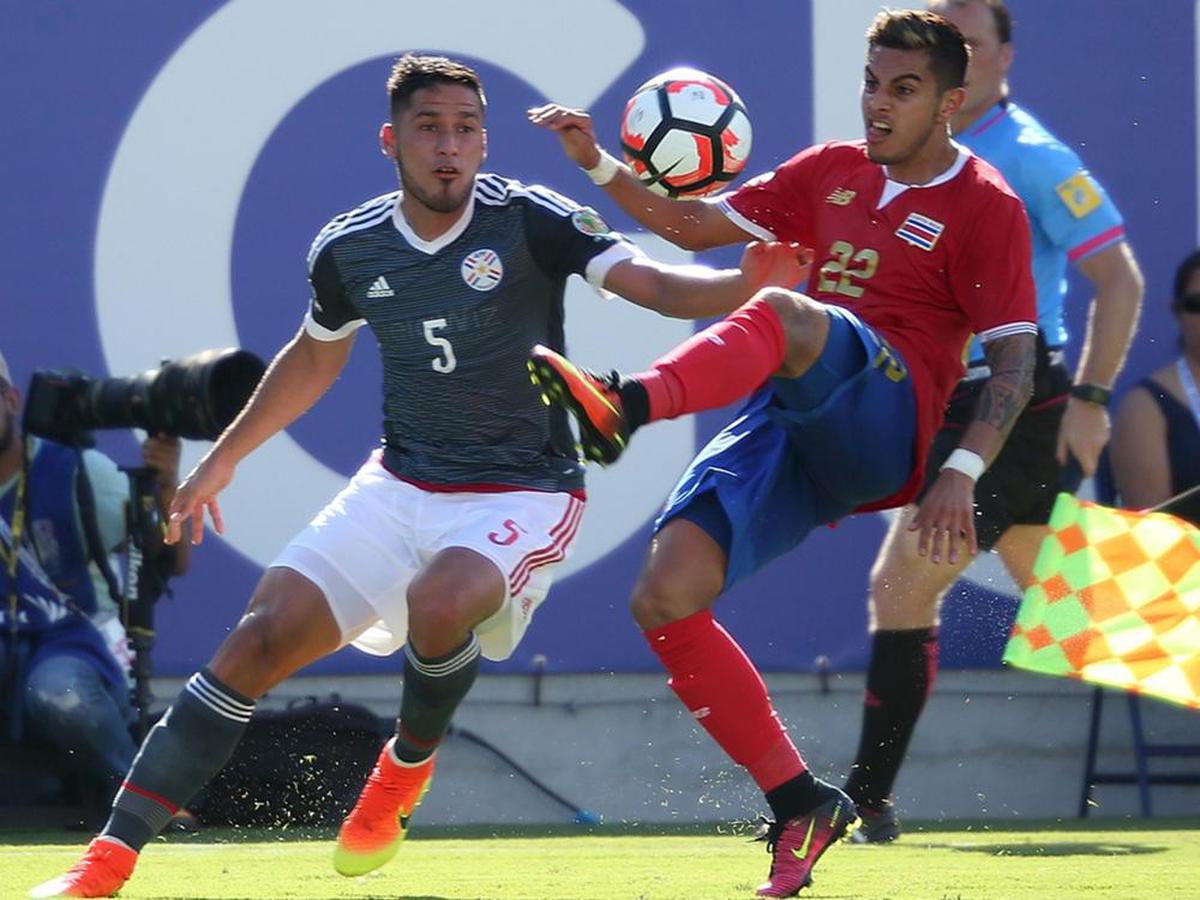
[637,295,786,422]
[645,610,806,793]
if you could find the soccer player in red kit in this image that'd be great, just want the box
[529,10,1037,896]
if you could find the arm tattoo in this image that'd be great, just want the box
[975,332,1037,437]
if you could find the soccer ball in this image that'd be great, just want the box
[619,68,753,198]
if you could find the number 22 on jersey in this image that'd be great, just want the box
[816,240,878,299]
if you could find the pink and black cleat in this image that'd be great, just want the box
[754,786,858,897]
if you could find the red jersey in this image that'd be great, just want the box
[719,140,1037,508]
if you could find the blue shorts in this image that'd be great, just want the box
[657,306,916,590]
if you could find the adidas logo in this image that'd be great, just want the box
[366,276,394,298]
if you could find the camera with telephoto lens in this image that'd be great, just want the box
[22,347,265,446]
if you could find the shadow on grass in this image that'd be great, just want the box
[923,841,1167,857]
[3,817,1197,847]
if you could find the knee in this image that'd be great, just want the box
[629,562,719,631]
[867,562,940,631]
[214,600,292,691]
[406,584,475,657]
[752,288,829,378]
[24,658,91,724]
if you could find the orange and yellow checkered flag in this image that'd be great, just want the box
[1003,493,1200,709]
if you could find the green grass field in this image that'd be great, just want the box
[3,820,1197,900]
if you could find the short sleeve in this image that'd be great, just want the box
[952,192,1038,342]
[715,144,823,244]
[1021,145,1125,263]
[304,244,366,341]
[522,187,639,288]
[81,449,128,554]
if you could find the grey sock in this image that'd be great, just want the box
[102,668,255,851]
[394,635,481,763]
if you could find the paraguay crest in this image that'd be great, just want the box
[462,248,503,291]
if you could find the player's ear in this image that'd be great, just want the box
[380,122,397,160]
[999,42,1014,75]
[939,86,966,124]
[481,127,488,161]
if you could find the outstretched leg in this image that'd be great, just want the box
[30,567,343,898]
[530,289,810,463]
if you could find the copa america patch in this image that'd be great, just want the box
[571,207,610,237]
[462,248,503,291]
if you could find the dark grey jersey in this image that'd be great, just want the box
[304,174,637,493]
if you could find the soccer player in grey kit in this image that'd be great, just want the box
[32,54,808,898]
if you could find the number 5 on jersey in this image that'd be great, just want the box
[423,318,457,374]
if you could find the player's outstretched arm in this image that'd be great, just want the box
[1056,242,1144,476]
[910,331,1037,564]
[165,328,354,545]
[527,103,748,251]
[603,241,813,319]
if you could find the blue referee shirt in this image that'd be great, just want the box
[960,100,1125,364]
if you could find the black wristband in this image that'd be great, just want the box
[1069,382,1112,406]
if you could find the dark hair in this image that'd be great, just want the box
[1173,249,1200,300]
[931,0,1012,44]
[867,9,969,92]
[387,54,486,117]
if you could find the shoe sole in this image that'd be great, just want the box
[848,822,900,844]
[527,352,625,464]
[333,774,433,877]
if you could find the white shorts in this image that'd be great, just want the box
[271,453,585,661]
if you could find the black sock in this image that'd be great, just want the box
[844,628,938,810]
[765,770,827,822]
[103,668,255,851]
[394,635,481,763]
[617,377,650,432]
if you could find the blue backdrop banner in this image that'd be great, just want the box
[1,1,1194,676]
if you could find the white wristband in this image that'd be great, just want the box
[940,448,986,482]
[583,149,621,185]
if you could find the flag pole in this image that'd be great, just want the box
[1147,482,1200,515]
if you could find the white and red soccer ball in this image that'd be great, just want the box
[620,68,753,198]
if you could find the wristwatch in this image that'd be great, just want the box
[1069,382,1112,406]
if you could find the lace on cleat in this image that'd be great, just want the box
[527,345,630,465]
[753,788,858,897]
[849,801,901,844]
[28,836,137,898]
[334,739,436,877]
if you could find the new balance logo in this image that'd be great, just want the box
[825,188,856,206]
[366,276,394,298]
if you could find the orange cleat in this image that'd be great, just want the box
[28,836,138,898]
[527,345,630,464]
[333,738,436,877]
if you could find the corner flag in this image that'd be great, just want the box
[1004,493,1200,709]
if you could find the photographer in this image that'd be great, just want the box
[0,349,189,817]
